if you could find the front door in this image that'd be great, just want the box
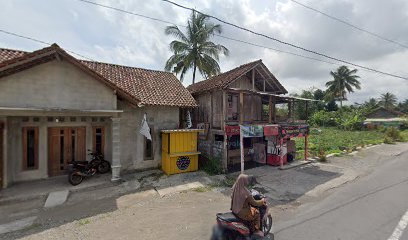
[0,122,3,189]
[48,127,86,176]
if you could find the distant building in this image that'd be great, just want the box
[364,107,406,128]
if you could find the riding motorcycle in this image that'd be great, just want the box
[67,150,111,186]
[211,189,273,240]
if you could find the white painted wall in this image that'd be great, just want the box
[118,101,179,171]
[0,60,116,110]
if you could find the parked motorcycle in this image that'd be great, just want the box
[211,189,273,240]
[67,150,111,186]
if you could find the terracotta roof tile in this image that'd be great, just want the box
[0,48,27,63]
[80,60,197,107]
[0,46,197,107]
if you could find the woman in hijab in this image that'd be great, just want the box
[231,174,266,237]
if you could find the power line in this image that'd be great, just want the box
[74,0,397,78]
[0,29,94,61]
[289,0,408,50]
[161,0,408,81]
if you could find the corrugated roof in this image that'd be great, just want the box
[0,45,197,107]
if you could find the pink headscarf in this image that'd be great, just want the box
[231,174,251,214]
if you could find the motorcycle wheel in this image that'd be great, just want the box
[97,160,111,174]
[262,215,273,236]
[68,172,83,186]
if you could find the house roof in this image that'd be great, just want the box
[187,60,287,95]
[366,107,404,118]
[0,44,197,107]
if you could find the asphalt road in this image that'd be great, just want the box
[274,147,408,240]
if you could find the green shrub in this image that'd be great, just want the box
[385,127,402,142]
[308,110,338,127]
[383,136,394,144]
[200,156,223,176]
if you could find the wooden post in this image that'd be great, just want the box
[288,100,292,120]
[280,137,284,168]
[263,79,266,92]
[268,96,273,123]
[239,92,244,124]
[272,99,276,123]
[210,92,214,127]
[222,91,227,129]
[240,127,244,173]
[305,101,309,120]
[252,69,255,90]
[305,134,308,160]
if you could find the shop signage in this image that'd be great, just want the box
[263,125,280,136]
[225,125,240,136]
[240,125,264,137]
[281,125,309,138]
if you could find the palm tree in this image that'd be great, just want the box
[379,92,397,109]
[325,66,361,107]
[164,11,229,84]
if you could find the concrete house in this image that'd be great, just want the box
[0,44,197,189]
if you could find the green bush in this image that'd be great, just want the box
[200,156,223,176]
[308,110,338,127]
[385,127,402,142]
[383,136,394,144]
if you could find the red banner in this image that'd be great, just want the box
[225,125,240,136]
[263,125,280,136]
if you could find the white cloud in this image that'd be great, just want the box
[1,0,407,103]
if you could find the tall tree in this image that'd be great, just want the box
[379,92,398,109]
[325,66,361,107]
[164,11,229,84]
[363,98,379,110]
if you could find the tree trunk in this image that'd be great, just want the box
[192,61,197,84]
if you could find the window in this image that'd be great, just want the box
[23,127,39,170]
[93,127,105,155]
[144,129,153,160]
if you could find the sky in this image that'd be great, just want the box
[1,0,408,104]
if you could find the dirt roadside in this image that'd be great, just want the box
[1,143,407,240]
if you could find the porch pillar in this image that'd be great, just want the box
[111,117,121,182]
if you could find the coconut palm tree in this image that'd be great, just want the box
[325,66,361,107]
[164,11,229,84]
[379,92,398,109]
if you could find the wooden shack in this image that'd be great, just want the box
[186,60,310,171]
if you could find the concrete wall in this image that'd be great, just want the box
[118,100,179,171]
[6,116,111,184]
[0,60,116,110]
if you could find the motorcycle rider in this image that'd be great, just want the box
[231,174,266,238]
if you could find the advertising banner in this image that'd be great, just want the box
[240,125,264,137]
[225,125,240,136]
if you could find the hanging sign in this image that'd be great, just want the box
[225,125,240,136]
[240,125,264,137]
[281,124,309,138]
[263,125,280,136]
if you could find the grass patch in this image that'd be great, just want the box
[23,223,42,232]
[200,156,223,176]
[294,127,385,158]
[192,186,213,192]
[78,219,91,226]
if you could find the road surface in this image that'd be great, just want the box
[274,147,408,240]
